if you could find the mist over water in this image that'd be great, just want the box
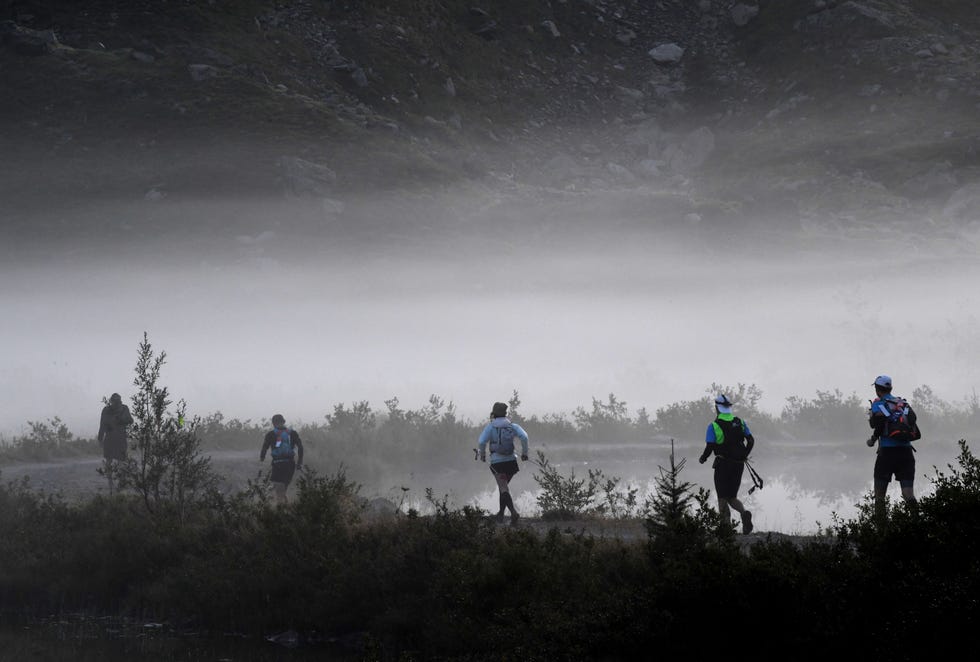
[3,196,978,439]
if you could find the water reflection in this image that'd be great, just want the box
[466,476,862,535]
[455,441,949,535]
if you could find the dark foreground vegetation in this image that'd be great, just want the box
[1,440,978,659]
[0,336,977,659]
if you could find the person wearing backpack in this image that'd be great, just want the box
[98,392,134,462]
[477,402,529,524]
[867,375,920,519]
[698,394,755,534]
[260,413,304,504]
[98,392,134,494]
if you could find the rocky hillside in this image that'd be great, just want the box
[2,0,979,255]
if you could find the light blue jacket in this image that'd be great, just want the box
[478,417,529,464]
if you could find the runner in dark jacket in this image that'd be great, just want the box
[98,393,133,461]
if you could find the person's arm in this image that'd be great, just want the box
[513,423,530,460]
[477,425,490,461]
[292,430,304,469]
[868,401,886,438]
[742,420,754,457]
[98,409,108,443]
[699,423,716,464]
[260,432,272,461]
[120,406,134,426]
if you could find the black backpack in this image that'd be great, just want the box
[714,417,749,461]
[882,398,922,442]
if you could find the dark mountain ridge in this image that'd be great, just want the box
[2,0,978,258]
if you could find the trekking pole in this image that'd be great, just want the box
[473,448,479,461]
[745,459,764,494]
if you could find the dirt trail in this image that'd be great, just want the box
[0,450,260,498]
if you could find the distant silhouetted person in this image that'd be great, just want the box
[261,413,304,504]
[867,375,921,522]
[699,394,755,534]
[98,393,133,462]
[477,401,529,524]
[98,393,133,494]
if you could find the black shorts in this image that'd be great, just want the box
[713,456,745,499]
[874,446,915,485]
[490,460,519,481]
[270,459,296,485]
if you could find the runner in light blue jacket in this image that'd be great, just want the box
[477,401,529,524]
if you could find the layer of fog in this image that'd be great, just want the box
[2,208,978,440]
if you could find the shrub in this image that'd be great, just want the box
[115,333,219,523]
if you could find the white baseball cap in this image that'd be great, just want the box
[714,394,733,414]
[873,375,892,388]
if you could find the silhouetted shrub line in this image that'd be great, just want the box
[1,441,977,658]
[5,383,977,475]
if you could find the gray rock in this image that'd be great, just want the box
[663,126,715,173]
[648,43,685,64]
[541,20,561,37]
[615,86,645,101]
[616,29,636,45]
[188,63,219,81]
[800,2,895,38]
[278,156,338,197]
[731,4,759,27]
[607,162,638,184]
[444,77,456,97]
[351,67,369,87]
[131,50,155,63]
[636,159,665,178]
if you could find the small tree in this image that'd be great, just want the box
[115,333,219,523]
[645,440,716,549]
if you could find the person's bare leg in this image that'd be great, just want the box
[728,497,746,515]
[874,485,888,524]
[272,481,287,505]
[494,473,510,521]
[718,497,732,530]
